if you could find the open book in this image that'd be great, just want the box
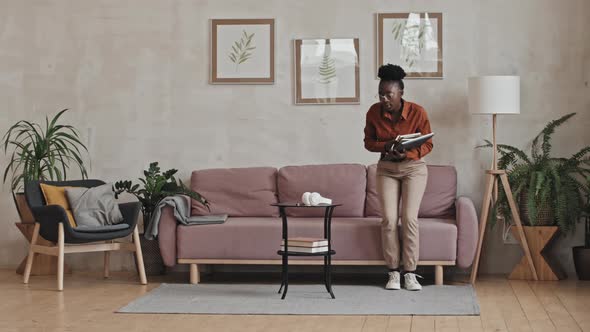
[389,132,435,152]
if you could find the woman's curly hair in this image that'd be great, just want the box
[378,64,406,89]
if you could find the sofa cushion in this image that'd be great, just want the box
[277,164,367,217]
[365,164,457,218]
[191,167,279,217]
[365,164,380,217]
[176,217,457,262]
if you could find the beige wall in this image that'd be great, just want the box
[0,0,589,275]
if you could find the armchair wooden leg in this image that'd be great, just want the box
[435,265,443,285]
[104,251,110,279]
[133,227,147,285]
[57,223,65,291]
[23,223,40,284]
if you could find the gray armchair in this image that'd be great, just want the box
[23,179,147,290]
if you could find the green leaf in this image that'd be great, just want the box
[1,109,89,190]
[228,30,256,68]
[541,113,575,158]
[113,162,210,226]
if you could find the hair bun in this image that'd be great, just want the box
[378,64,407,81]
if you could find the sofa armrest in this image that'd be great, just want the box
[455,196,479,269]
[158,205,178,267]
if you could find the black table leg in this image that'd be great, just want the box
[278,280,284,294]
[281,254,289,299]
[323,255,330,293]
[326,206,335,299]
[279,206,289,299]
[327,254,335,299]
[278,253,286,294]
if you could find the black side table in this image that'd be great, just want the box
[271,202,341,300]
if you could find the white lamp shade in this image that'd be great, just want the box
[468,76,520,114]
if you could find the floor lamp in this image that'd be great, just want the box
[468,76,538,283]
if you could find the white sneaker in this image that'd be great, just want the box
[404,272,423,291]
[385,271,401,290]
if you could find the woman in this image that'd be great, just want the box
[363,64,433,291]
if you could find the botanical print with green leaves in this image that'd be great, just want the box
[228,30,256,72]
[317,47,337,84]
[391,15,438,70]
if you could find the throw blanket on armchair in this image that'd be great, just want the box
[145,196,227,240]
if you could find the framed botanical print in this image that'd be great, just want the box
[377,13,443,79]
[294,38,360,105]
[210,19,275,84]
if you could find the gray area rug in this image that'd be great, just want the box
[118,283,480,315]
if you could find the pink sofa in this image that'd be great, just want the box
[157,163,478,285]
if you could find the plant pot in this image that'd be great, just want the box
[13,192,35,223]
[519,191,554,226]
[135,235,165,276]
[573,246,590,280]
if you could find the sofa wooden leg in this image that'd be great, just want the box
[57,223,65,291]
[190,264,200,284]
[435,265,443,285]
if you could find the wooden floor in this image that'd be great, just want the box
[1,269,590,332]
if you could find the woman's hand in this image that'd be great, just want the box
[384,139,397,152]
[382,149,407,162]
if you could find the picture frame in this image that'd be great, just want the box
[377,13,443,79]
[210,19,275,84]
[294,38,360,105]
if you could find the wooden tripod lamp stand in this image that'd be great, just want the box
[468,76,538,283]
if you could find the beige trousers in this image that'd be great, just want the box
[376,159,428,271]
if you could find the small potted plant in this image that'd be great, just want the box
[573,176,590,280]
[2,109,89,223]
[114,161,208,275]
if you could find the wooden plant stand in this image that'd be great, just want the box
[509,226,566,281]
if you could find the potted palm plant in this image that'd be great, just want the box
[2,109,88,223]
[114,162,208,275]
[573,176,590,280]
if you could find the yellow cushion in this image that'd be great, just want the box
[39,183,77,227]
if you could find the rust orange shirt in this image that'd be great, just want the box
[364,100,433,160]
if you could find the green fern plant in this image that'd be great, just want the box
[478,112,590,234]
[228,30,256,71]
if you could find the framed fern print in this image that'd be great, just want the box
[377,13,443,79]
[211,19,274,84]
[294,38,360,105]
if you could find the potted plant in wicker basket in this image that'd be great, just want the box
[480,113,590,279]
[114,162,208,275]
[2,109,89,223]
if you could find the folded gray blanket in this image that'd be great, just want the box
[145,195,227,240]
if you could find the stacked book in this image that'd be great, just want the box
[280,237,329,253]
[389,132,435,152]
